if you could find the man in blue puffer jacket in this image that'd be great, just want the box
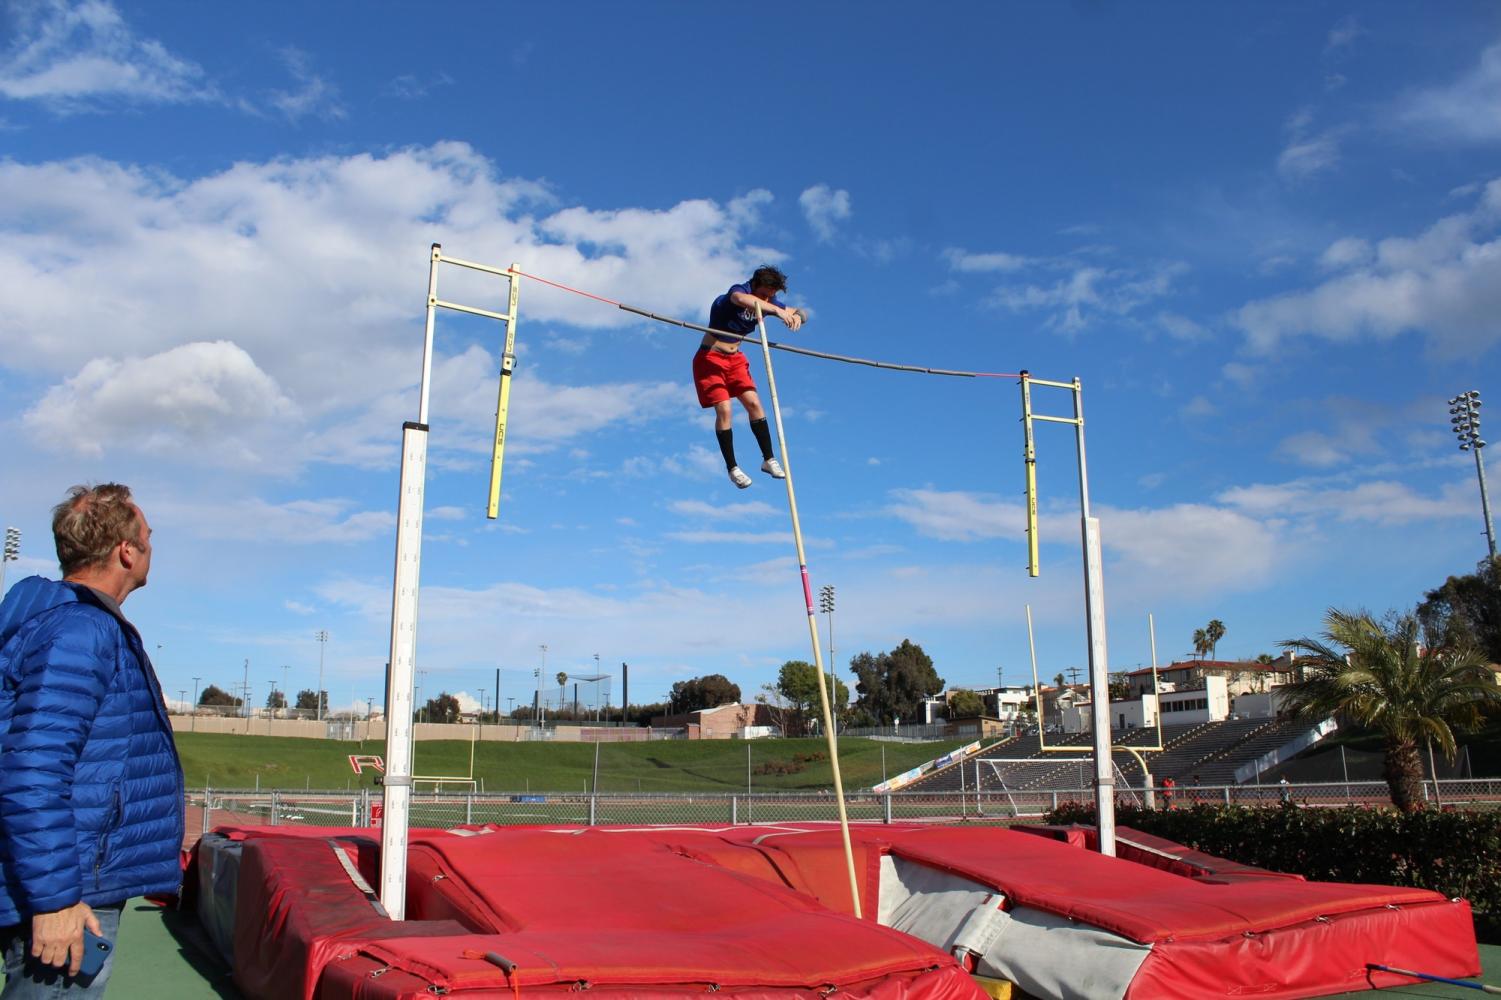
[0,484,184,996]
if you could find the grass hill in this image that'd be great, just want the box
[175,732,978,792]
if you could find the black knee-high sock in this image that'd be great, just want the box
[715,427,737,470]
[749,417,774,461]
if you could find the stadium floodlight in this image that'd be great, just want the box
[1,527,18,596]
[1448,390,1496,560]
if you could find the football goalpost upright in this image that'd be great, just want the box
[979,758,1143,818]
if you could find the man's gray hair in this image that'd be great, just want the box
[52,483,140,576]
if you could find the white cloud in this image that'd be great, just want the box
[1276,431,1351,468]
[666,530,796,545]
[284,600,316,615]
[1218,479,1472,525]
[1319,236,1373,270]
[883,487,1286,598]
[1393,40,1501,143]
[943,248,1030,273]
[798,184,851,242]
[0,0,214,109]
[162,496,395,543]
[0,144,786,471]
[1325,16,1362,53]
[1279,128,1341,181]
[885,488,1024,543]
[1221,362,1258,387]
[1155,312,1206,341]
[1096,503,1285,593]
[988,262,1185,334]
[1180,395,1216,418]
[1234,179,1501,355]
[22,341,298,463]
[267,47,344,123]
[668,499,778,518]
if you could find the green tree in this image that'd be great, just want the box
[947,689,985,719]
[1417,556,1501,662]
[419,692,461,724]
[296,689,327,713]
[850,639,943,725]
[775,661,849,733]
[1278,609,1500,811]
[671,674,743,713]
[1206,619,1226,659]
[199,684,239,708]
[266,690,287,710]
[1192,628,1210,660]
[1107,672,1130,702]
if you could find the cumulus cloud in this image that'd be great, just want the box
[0,0,214,109]
[1234,178,1501,355]
[881,487,1285,598]
[23,341,297,463]
[0,144,785,470]
[798,184,851,242]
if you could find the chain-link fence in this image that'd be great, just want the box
[181,778,1501,851]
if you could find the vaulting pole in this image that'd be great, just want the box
[754,305,862,918]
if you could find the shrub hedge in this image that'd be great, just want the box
[1042,801,1501,942]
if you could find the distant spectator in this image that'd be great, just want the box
[1160,776,1175,810]
[1279,776,1292,805]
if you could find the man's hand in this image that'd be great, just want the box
[31,901,99,976]
[780,307,804,332]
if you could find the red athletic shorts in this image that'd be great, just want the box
[692,347,757,407]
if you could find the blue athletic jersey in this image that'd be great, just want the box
[708,282,785,342]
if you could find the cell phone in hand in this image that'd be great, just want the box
[78,929,112,978]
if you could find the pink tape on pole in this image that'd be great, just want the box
[800,566,814,614]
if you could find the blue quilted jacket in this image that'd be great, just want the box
[0,576,184,925]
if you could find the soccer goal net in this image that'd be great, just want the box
[978,757,1143,817]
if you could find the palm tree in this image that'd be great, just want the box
[1278,609,1500,811]
[1192,628,1210,660]
[1206,619,1226,660]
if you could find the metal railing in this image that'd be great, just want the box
[181,778,1501,850]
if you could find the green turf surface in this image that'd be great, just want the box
[175,731,977,792]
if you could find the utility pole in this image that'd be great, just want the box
[315,630,330,722]
[191,676,201,732]
[241,658,250,719]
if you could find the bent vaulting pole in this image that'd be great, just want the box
[755,305,863,918]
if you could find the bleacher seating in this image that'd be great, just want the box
[904,717,1333,794]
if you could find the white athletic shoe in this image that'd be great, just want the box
[728,466,753,489]
[761,458,786,479]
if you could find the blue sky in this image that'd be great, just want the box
[2,1,1499,717]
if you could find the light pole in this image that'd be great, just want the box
[819,585,836,733]
[241,658,250,721]
[178,689,186,713]
[416,669,428,723]
[537,645,548,725]
[1,527,19,596]
[191,676,201,732]
[314,630,329,722]
[1449,390,1496,560]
